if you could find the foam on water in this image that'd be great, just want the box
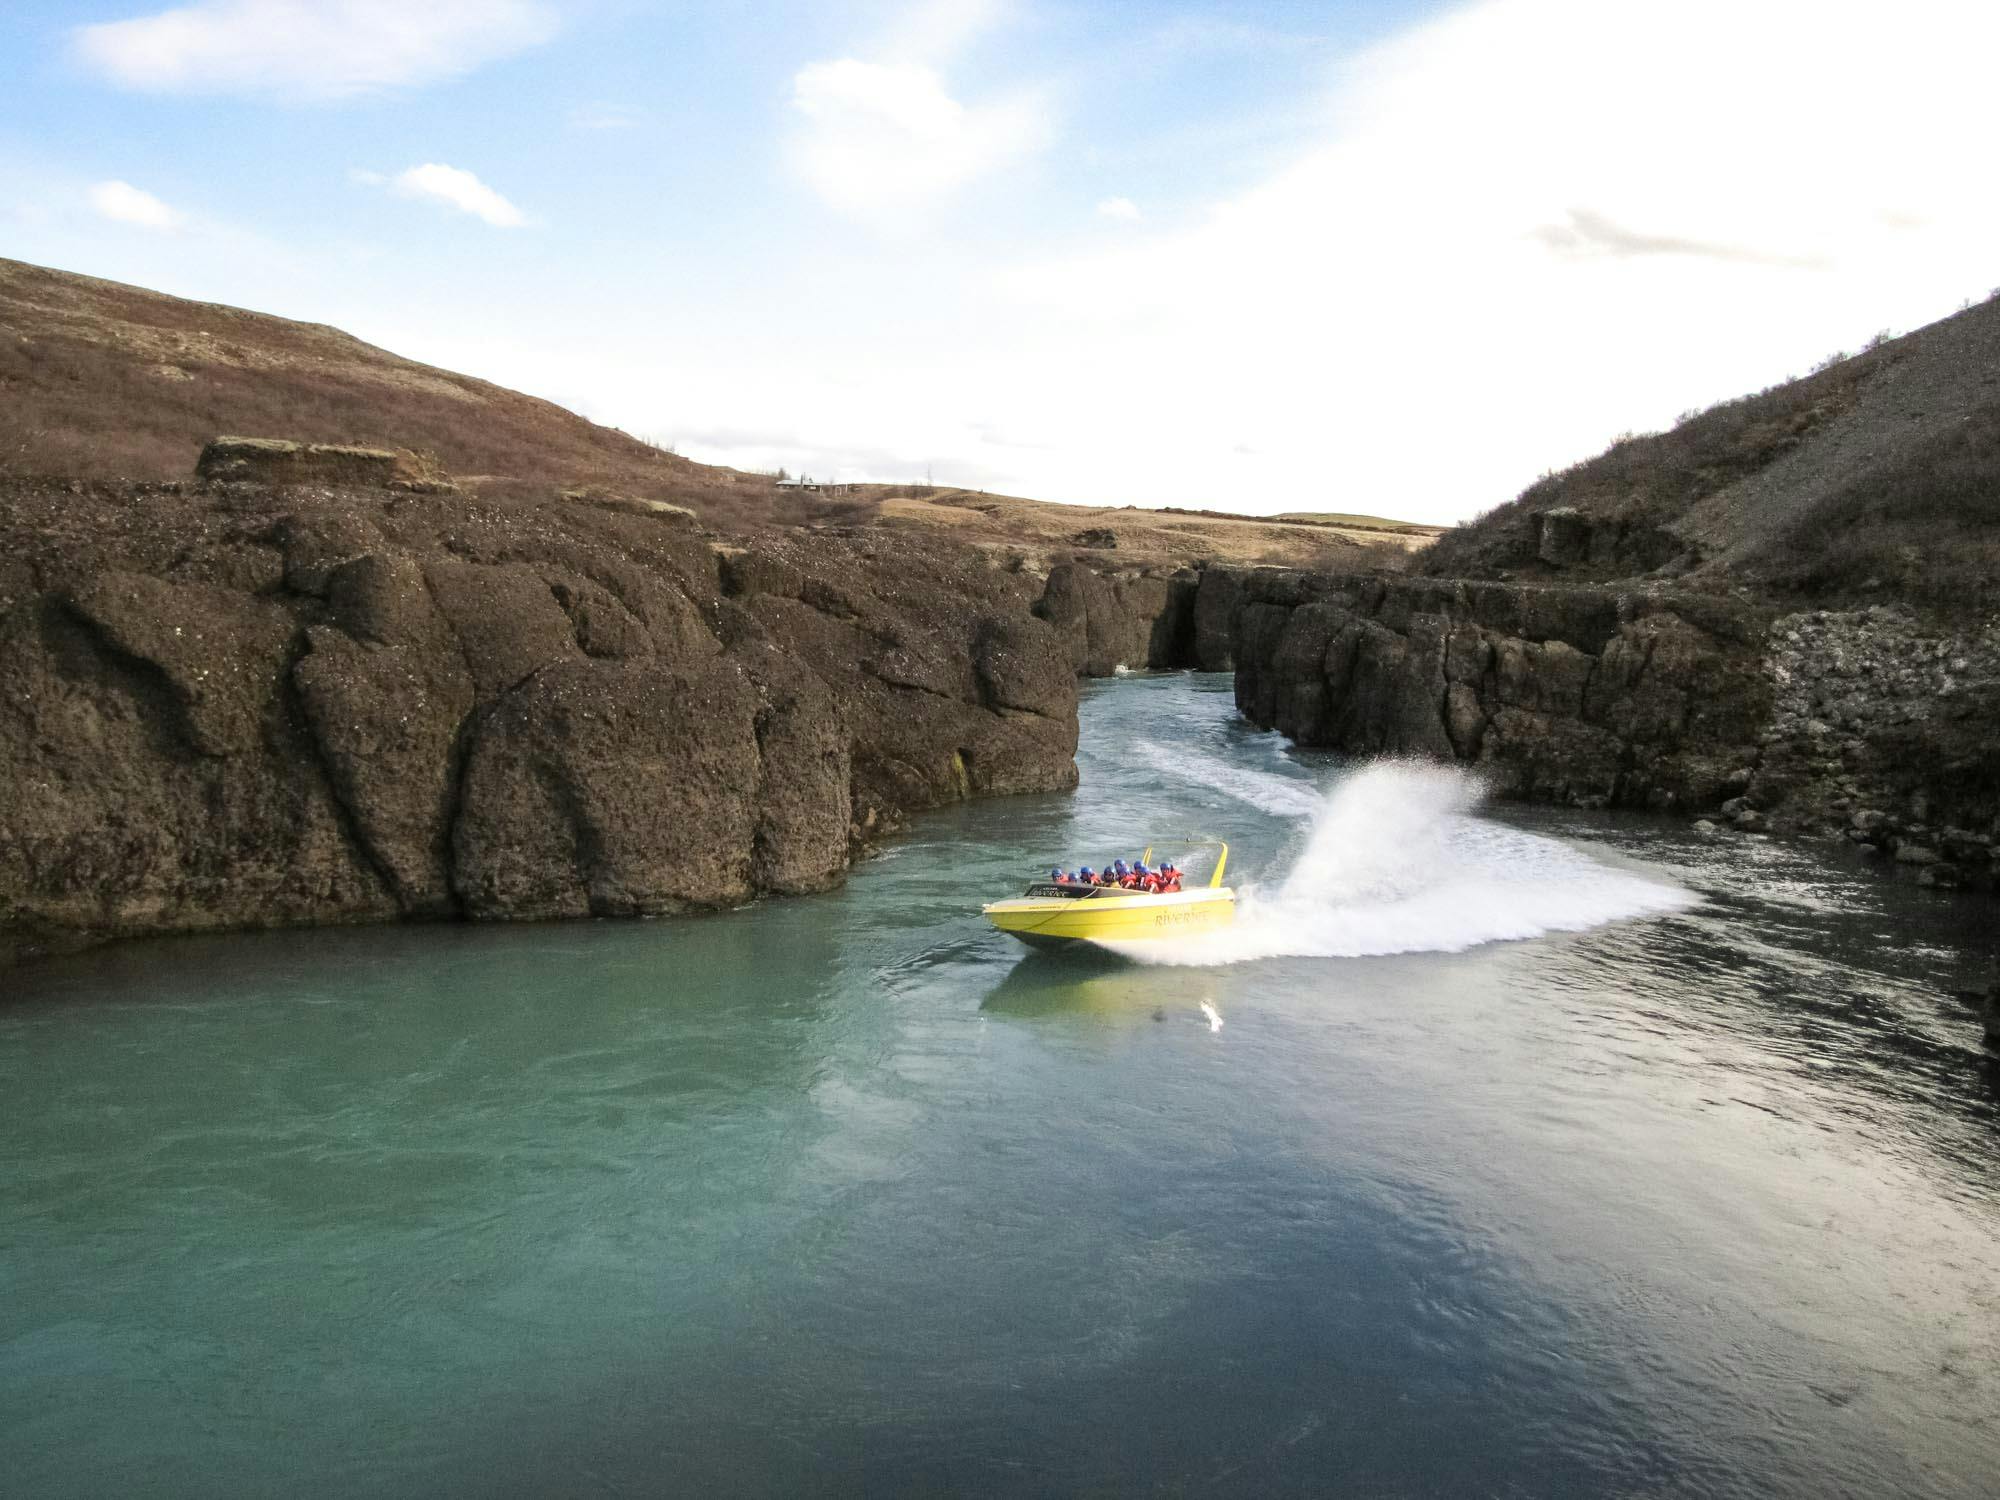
[1134,741,1323,819]
[1103,761,1696,966]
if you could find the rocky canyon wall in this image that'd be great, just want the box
[1030,560,1198,677]
[1216,567,1772,811]
[1213,565,2000,890]
[0,481,1081,967]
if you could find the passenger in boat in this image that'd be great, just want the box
[1159,860,1182,892]
[1051,867,1070,885]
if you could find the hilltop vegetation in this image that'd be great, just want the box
[0,256,829,528]
[861,488,1433,573]
[1418,292,2000,616]
[0,256,1435,569]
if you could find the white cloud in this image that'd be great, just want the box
[790,59,1049,223]
[370,164,527,227]
[788,2,1050,227]
[73,0,556,101]
[1096,196,1141,222]
[88,180,181,230]
[970,0,2000,520]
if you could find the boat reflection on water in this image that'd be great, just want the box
[979,949,1220,1028]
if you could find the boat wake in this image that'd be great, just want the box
[1100,761,1695,966]
[1133,741,1322,818]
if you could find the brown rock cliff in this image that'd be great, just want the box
[0,478,1079,967]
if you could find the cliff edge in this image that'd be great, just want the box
[0,472,1086,967]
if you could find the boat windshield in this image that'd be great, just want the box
[1020,882,1103,899]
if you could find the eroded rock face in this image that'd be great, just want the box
[453,657,764,918]
[0,577,394,967]
[292,554,474,916]
[0,481,1084,966]
[1225,570,1772,811]
[1759,607,2000,886]
[197,437,454,493]
[1033,561,1198,676]
[726,532,1080,839]
[1193,567,1247,671]
[1227,567,2000,896]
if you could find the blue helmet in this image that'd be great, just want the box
[1114,859,1128,872]
[1050,868,1062,879]
[1080,866,1095,877]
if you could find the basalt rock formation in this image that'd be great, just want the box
[1218,567,1772,812]
[1752,606,2000,887]
[1218,563,2000,889]
[0,476,1078,968]
[1031,560,1198,676]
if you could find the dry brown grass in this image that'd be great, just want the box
[879,497,989,526]
[1759,403,2000,613]
[0,255,1436,557]
[861,487,1432,572]
[0,257,857,530]
[1420,351,1885,580]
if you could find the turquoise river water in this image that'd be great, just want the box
[3,673,1997,1497]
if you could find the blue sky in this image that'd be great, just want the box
[3,0,1997,520]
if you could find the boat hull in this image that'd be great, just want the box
[982,888,1235,947]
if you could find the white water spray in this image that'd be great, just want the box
[1104,761,1695,966]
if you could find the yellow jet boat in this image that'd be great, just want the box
[983,840,1235,950]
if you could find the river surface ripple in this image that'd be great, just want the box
[3,673,1996,1498]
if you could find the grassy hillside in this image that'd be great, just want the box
[1418,292,2000,614]
[1271,511,1446,536]
[0,255,1440,566]
[862,488,1437,572]
[0,256,827,528]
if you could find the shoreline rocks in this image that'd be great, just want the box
[0,478,1083,968]
[1031,560,1199,676]
[1219,567,1771,812]
[11,470,1994,973]
[1215,564,2000,893]
[1749,606,2000,888]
